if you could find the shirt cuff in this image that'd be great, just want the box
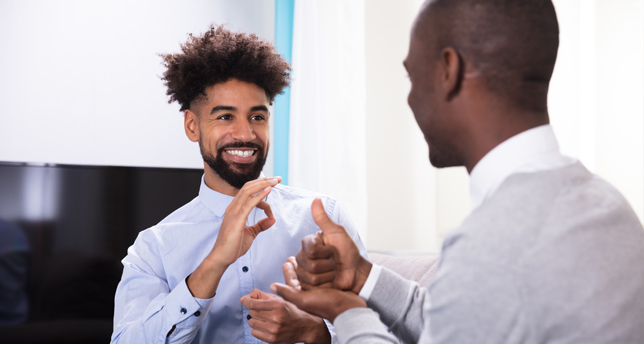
[163,278,215,330]
[323,318,340,344]
[358,264,382,301]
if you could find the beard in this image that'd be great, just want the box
[200,141,267,189]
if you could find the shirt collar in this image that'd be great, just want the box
[469,124,568,211]
[198,172,267,218]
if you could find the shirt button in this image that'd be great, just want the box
[242,266,249,273]
[180,307,187,314]
[194,311,201,317]
[247,314,252,320]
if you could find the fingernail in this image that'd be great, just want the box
[264,186,271,192]
[270,284,277,293]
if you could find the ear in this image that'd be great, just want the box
[440,47,463,101]
[184,109,200,143]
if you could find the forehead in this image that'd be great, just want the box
[203,79,269,106]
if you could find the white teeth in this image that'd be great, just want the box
[226,150,254,157]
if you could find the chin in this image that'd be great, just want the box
[429,148,462,168]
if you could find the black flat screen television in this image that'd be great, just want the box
[0,161,203,343]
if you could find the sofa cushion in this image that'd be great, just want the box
[368,253,440,287]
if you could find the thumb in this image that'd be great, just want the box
[311,198,341,235]
[240,288,262,303]
[271,282,301,305]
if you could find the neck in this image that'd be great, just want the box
[462,108,549,174]
[203,164,240,196]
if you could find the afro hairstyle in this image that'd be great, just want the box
[160,24,291,111]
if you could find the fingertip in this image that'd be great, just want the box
[270,283,278,294]
[311,198,323,209]
[287,256,297,268]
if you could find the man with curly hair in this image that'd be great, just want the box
[110,24,367,344]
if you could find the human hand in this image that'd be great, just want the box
[209,177,281,268]
[271,259,367,323]
[240,282,331,344]
[295,198,372,294]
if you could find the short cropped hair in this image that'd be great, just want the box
[160,24,291,111]
[425,0,559,111]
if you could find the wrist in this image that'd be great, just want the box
[186,256,229,299]
[203,253,231,273]
[301,315,331,344]
[352,257,373,294]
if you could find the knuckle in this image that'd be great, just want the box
[309,275,324,285]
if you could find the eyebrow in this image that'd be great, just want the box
[210,105,269,114]
[211,105,236,114]
[251,105,269,112]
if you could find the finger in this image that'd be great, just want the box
[236,177,281,203]
[247,186,274,208]
[296,268,336,287]
[239,289,263,303]
[287,256,298,269]
[301,234,333,259]
[311,198,344,236]
[271,283,304,309]
[246,216,276,238]
[243,297,280,312]
[300,281,334,291]
[283,261,301,290]
[255,200,275,220]
[250,327,279,344]
[296,250,336,273]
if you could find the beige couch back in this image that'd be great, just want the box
[368,253,440,287]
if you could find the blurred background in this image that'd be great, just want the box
[0,0,642,340]
[0,0,642,251]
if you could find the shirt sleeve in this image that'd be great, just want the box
[334,308,399,344]
[111,230,215,344]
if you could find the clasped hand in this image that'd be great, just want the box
[271,198,373,322]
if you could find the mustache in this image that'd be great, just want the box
[217,141,264,151]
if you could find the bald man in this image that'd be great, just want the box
[271,0,644,343]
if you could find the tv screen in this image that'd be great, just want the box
[0,161,203,343]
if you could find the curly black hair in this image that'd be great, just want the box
[160,24,291,111]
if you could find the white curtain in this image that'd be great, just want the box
[288,0,368,243]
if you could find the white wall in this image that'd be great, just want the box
[0,0,274,169]
[549,0,644,221]
[365,0,445,253]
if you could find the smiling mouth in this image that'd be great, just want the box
[224,149,256,158]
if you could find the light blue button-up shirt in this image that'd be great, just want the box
[111,176,367,344]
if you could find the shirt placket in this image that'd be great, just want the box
[240,206,257,344]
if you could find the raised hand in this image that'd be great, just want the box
[187,177,280,299]
[295,198,372,294]
[211,177,281,267]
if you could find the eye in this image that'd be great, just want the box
[217,114,233,120]
[251,114,266,121]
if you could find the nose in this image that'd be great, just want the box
[231,117,255,142]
